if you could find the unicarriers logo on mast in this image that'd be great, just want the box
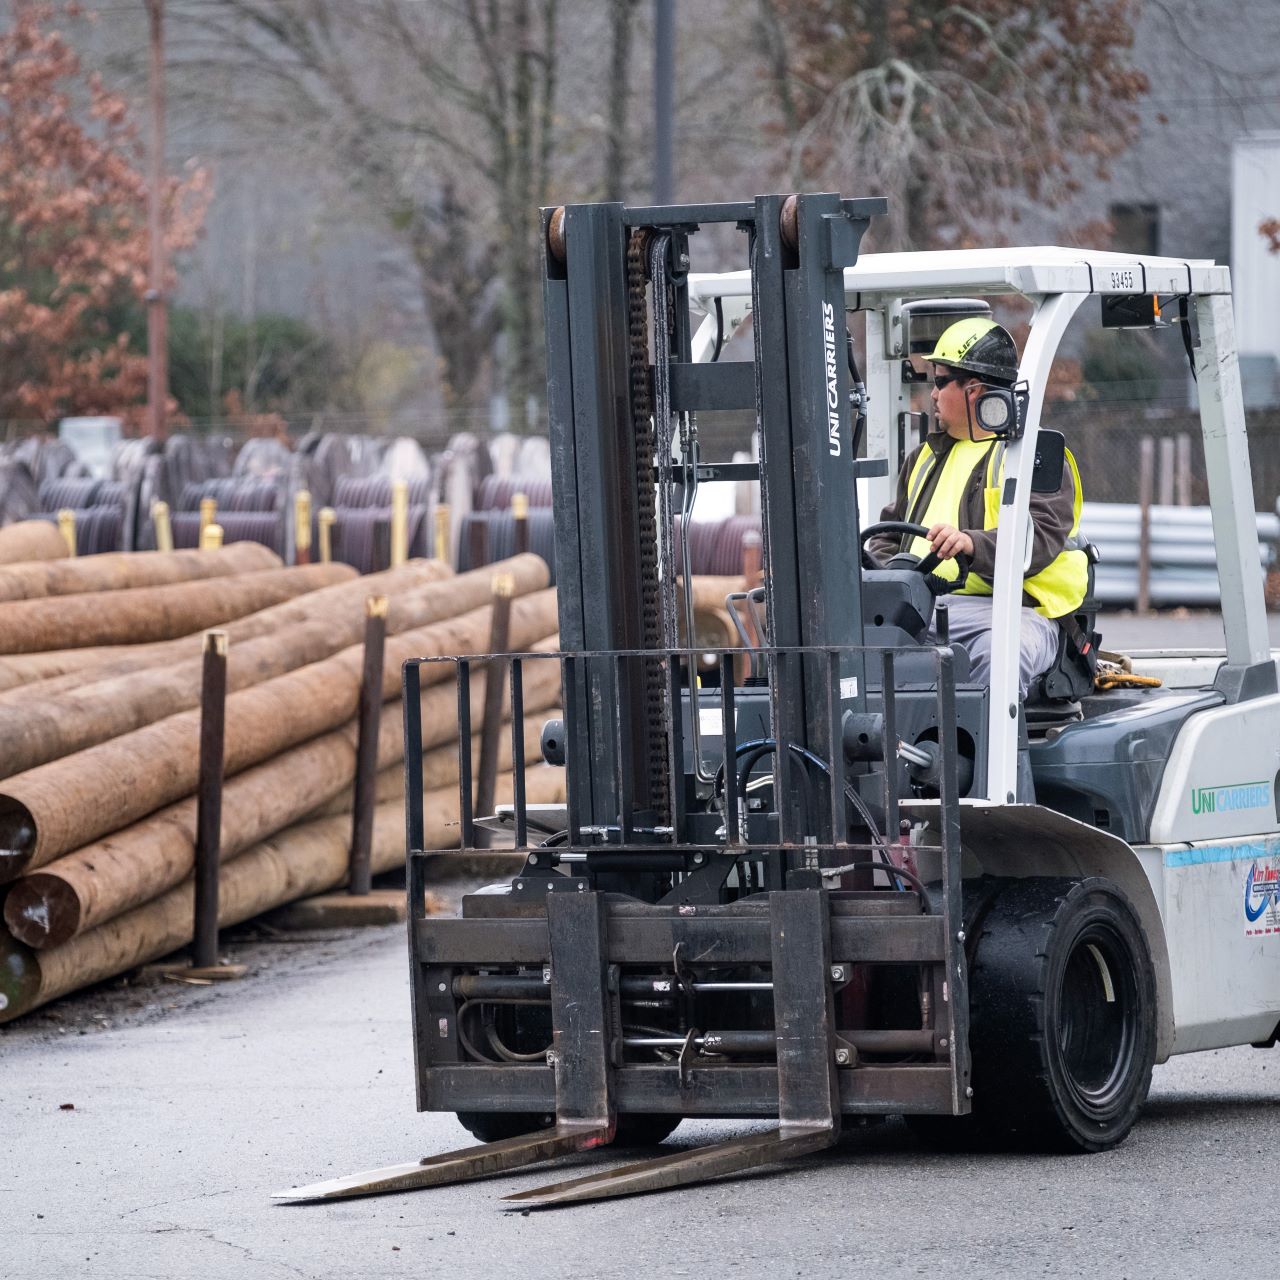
[822,301,840,457]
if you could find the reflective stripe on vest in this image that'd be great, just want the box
[902,439,1088,619]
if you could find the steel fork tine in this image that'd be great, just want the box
[273,1124,612,1203]
[501,1125,836,1210]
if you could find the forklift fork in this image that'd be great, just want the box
[276,890,843,1206]
[503,888,841,1208]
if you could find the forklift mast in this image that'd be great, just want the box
[544,195,883,847]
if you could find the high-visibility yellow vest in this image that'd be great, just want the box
[903,438,1088,620]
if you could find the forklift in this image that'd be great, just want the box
[279,194,1280,1208]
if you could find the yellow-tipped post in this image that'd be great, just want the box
[512,492,529,555]
[318,507,336,564]
[294,490,312,566]
[200,522,224,551]
[199,496,217,538]
[151,500,173,553]
[390,479,409,567]
[57,509,76,557]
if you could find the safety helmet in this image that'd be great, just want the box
[927,318,1019,387]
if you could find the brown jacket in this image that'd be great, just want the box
[866,429,1078,597]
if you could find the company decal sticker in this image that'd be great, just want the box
[1188,780,1271,816]
[1244,858,1280,936]
[1162,838,1280,937]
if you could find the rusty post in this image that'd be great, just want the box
[318,507,335,563]
[349,595,389,895]
[294,490,312,566]
[1175,433,1192,506]
[57,509,76,558]
[433,504,451,564]
[1137,435,1154,613]
[192,630,228,969]
[512,492,530,554]
[1158,436,1174,507]
[467,517,489,573]
[152,500,173,552]
[199,496,217,538]
[474,574,514,848]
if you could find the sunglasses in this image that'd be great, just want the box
[933,372,967,390]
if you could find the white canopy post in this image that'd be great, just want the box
[1194,292,1271,670]
[983,292,1085,803]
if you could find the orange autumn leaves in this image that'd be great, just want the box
[0,2,208,423]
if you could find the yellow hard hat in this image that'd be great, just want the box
[927,318,1019,386]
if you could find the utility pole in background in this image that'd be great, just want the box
[653,0,674,203]
[145,0,169,442]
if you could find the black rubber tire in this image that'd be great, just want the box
[903,876,1009,1152]
[455,1110,555,1144]
[611,1114,683,1147]
[455,1111,681,1146]
[966,876,1157,1152]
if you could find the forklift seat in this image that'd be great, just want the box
[1024,542,1102,714]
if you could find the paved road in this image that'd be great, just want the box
[3,924,1277,1280]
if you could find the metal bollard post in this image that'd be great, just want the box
[349,595,389,896]
[433,504,451,564]
[1137,435,1154,613]
[512,492,529,554]
[57,509,76,557]
[390,479,409,567]
[474,575,515,848]
[201,522,224,551]
[467,517,489,573]
[152,500,173,552]
[318,507,336,563]
[193,630,228,970]
[294,490,312,566]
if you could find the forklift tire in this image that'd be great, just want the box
[966,876,1157,1153]
[456,1111,555,1144]
[455,1112,682,1147]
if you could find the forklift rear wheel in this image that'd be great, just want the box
[967,876,1157,1152]
[456,1112,682,1146]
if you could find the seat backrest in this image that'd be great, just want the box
[1028,543,1101,704]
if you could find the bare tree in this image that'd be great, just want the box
[753,0,1150,250]
[167,0,563,427]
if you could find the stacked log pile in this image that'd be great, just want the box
[0,544,565,1023]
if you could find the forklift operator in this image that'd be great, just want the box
[866,318,1089,697]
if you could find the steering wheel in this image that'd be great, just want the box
[859,520,973,596]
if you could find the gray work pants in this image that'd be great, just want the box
[927,595,1060,697]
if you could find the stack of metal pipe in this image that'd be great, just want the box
[0,540,565,1023]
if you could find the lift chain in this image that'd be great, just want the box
[627,228,670,823]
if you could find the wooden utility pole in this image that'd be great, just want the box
[145,0,169,443]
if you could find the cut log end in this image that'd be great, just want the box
[0,934,40,1023]
[3,873,81,949]
[0,797,36,882]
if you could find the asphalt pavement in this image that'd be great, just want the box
[3,919,1277,1280]
[4,609,1279,1280]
